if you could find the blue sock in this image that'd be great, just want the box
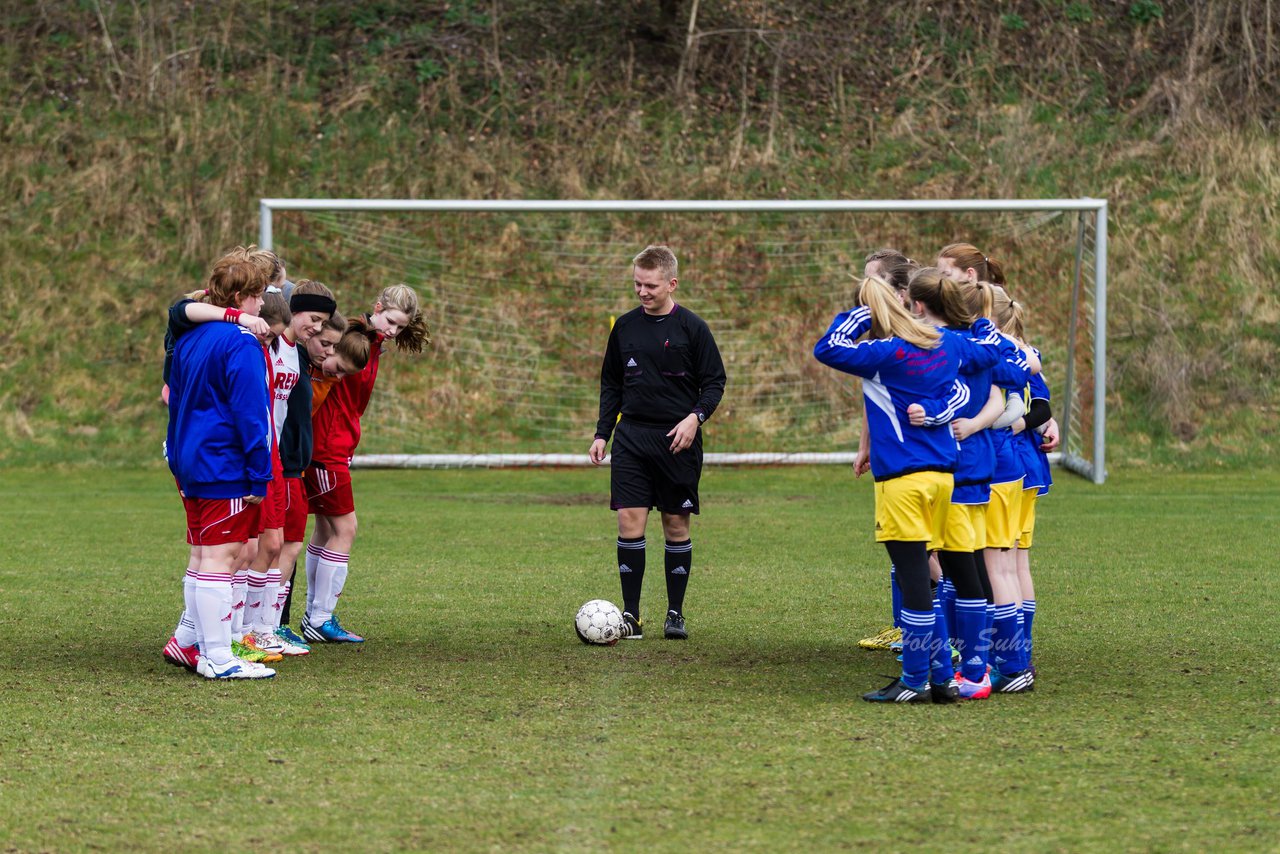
[940,578,957,646]
[930,596,953,681]
[955,598,989,682]
[898,608,934,690]
[1023,599,1036,663]
[985,603,996,663]
[890,566,902,628]
[1015,607,1030,671]
[992,603,1025,676]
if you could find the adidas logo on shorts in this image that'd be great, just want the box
[681,499,694,509]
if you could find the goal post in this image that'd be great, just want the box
[259,198,1107,483]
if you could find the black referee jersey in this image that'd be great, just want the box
[594,304,726,440]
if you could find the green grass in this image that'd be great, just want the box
[1,466,1277,851]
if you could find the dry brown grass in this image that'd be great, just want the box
[2,2,1278,463]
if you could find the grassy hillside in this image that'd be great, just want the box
[3,1,1278,468]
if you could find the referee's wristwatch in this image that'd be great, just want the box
[693,410,707,424]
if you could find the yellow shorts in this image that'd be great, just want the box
[937,502,985,552]
[984,479,1024,550]
[971,504,988,550]
[1018,489,1039,549]
[875,471,953,544]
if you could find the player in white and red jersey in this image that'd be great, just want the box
[252,281,341,654]
[300,284,429,644]
[237,288,318,660]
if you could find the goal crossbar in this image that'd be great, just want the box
[260,198,1107,483]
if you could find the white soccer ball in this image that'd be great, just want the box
[575,599,624,646]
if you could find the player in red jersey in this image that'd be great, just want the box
[300,284,429,643]
[270,296,344,642]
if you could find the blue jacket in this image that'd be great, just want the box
[814,308,982,481]
[946,324,999,500]
[1016,370,1054,494]
[989,339,1034,485]
[167,322,273,499]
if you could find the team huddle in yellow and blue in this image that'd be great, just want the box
[815,243,1056,703]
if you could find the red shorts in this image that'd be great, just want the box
[305,465,355,516]
[261,466,287,531]
[284,476,310,542]
[184,497,261,546]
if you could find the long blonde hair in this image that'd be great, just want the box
[988,285,1020,338]
[375,283,431,354]
[856,276,941,350]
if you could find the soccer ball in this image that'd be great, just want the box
[575,599,624,646]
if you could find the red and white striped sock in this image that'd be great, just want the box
[272,580,290,629]
[245,571,268,633]
[230,571,248,640]
[305,544,322,616]
[173,569,200,648]
[261,569,281,632]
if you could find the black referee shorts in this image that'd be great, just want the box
[610,419,702,515]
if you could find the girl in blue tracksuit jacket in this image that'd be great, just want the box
[814,276,991,704]
[980,286,1038,692]
[902,268,1006,699]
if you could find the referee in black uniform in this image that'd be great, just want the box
[588,245,727,640]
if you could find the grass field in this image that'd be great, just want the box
[1,465,1277,852]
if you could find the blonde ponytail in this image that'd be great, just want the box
[857,277,941,350]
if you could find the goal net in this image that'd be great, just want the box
[260,200,1107,483]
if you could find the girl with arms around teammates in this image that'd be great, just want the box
[161,249,276,674]
[1005,297,1053,680]
[853,250,921,654]
[301,285,429,643]
[813,276,990,703]
[903,268,1006,699]
[163,247,277,680]
[972,283,1037,692]
[272,294,345,637]
[241,283,341,658]
[227,289,292,665]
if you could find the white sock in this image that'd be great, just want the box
[272,581,290,629]
[312,548,348,624]
[261,569,281,632]
[305,544,322,616]
[245,571,268,634]
[230,571,248,639]
[173,569,200,648]
[330,561,349,612]
[193,575,234,665]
